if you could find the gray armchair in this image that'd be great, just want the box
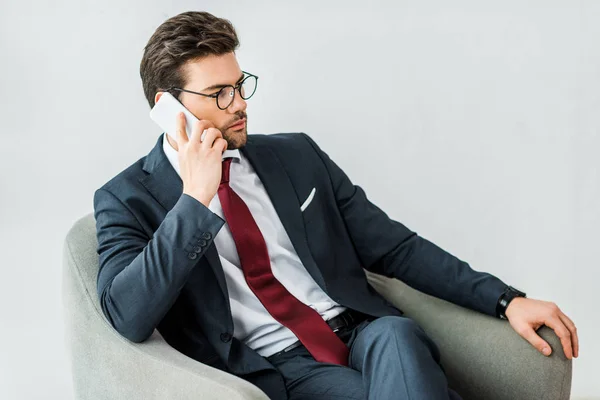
[62,214,572,399]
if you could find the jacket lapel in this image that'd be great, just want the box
[139,134,230,301]
[242,136,326,289]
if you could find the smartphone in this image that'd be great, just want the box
[149,92,199,139]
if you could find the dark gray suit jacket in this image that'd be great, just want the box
[93,132,507,399]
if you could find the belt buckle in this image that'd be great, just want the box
[283,340,301,353]
[332,310,353,333]
[341,310,353,328]
[268,340,301,361]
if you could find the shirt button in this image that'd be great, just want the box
[201,232,212,240]
[220,332,232,342]
[187,252,197,260]
[196,239,207,247]
[193,245,202,253]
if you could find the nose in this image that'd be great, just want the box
[227,89,247,114]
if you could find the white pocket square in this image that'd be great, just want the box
[300,188,316,212]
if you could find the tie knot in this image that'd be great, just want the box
[221,158,233,185]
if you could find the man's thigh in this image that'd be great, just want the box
[268,347,365,400]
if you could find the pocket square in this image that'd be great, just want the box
[300,188,316,212]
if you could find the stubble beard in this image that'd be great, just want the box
[222,126,248,150]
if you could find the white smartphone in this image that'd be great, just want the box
[149,92,199,139]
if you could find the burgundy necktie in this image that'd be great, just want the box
[218,158,349,365]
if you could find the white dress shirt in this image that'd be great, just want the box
[162,134,346,357]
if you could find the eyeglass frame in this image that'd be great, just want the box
[164,70,258,110]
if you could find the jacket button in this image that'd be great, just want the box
[220,332,232,342]
[188,252,197,260]
[193,245,202,253]
[201,232,212,240]
[196,239,207,247]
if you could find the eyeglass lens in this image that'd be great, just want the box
[216,75,257,109]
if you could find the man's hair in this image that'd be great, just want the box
[140,11,239,108]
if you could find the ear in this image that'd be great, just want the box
[154,91,164,105]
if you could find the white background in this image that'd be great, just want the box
[0,0,598,398]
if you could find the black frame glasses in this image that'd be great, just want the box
[166,70,258,110]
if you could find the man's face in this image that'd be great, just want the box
[156,52,248,149]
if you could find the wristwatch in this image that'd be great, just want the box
[496,286,527,320]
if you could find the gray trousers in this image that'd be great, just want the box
[267,315,462,400]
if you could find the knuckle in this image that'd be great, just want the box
[515,326,528,336]
[557,328,570,338]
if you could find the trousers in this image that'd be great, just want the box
[266,315,463,400]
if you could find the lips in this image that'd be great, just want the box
[229,118,246,130]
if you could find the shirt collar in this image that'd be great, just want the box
[162,133,241,176]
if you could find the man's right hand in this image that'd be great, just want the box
[176,112,228,207]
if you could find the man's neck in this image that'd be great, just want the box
[166,134,179,152]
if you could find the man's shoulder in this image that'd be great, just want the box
[95,154,150,200]
[247,132,319,153]
[96,134,165,197]
[248,131,306,144]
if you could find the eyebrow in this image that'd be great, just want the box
[202,73,245,92]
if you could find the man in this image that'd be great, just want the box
[94,11,579,400]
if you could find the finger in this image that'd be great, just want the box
[558,313,579,358]
[189,119,215,144]
[175,112,189,145]
[518,325,553,357]
[545,316,573,359]
[216,137,228,154]
[200,128,224,150]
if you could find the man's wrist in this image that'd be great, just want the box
[183,190,213,207]
[496,286,527,319]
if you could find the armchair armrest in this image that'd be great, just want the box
[62,214,269,400]
[68,326,269,400]
[365,270,572,400]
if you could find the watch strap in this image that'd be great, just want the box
[496,286,527,319]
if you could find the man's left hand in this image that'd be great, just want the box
[505,297,579,360]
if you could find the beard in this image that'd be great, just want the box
[221,112,248,150]
[222,127,247,150]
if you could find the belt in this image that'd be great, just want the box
[267,309,369,360]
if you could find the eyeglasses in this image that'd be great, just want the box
[166,71,258,110]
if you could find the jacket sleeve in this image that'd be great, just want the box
[301,133,508,317]
[93,189,225,342]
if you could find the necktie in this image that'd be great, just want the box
[217,158,349,365]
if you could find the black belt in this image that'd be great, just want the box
[267,309,369,360]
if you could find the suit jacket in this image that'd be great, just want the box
[93,132,507,399]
